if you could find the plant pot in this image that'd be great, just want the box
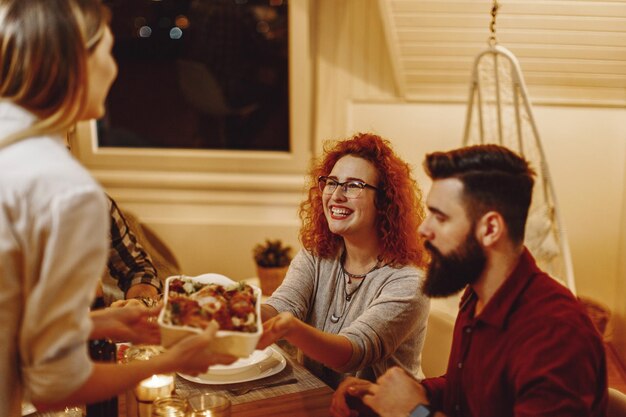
[256,265,289,296]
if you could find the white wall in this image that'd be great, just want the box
[108,186,304,280]
[348,102,626,313]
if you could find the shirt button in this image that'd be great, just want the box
[465,327,472,333]
[457,362,463,369]
[455,404,461,411]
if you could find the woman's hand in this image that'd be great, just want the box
[90,304,161,344]
[160,322,237,376]
[257,311,353,369]
[255,311,296,350]
[330,376,376,417]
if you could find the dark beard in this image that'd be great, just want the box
[422,232,486,298]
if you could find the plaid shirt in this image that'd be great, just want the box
[105,197,162,295]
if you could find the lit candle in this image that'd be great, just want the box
[134,374,175,417]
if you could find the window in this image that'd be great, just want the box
[71,0,311,179]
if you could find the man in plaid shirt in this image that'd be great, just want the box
[100,196,163,306]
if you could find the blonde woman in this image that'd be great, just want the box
[0,1,233,415]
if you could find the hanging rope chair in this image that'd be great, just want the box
[462,1,576,294]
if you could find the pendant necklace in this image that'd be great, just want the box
[330,256,380,324]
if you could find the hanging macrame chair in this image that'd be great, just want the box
[461,1,576,294]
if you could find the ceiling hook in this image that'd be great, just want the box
[489,0,500,45]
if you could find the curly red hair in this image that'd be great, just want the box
[299,133,427,268]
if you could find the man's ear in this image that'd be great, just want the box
[476,211,505,247]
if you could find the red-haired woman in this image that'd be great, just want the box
[258,133,430,388]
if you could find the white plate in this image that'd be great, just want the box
[178,346,286,385]
[208,348,270,375]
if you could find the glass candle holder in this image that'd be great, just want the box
[122,345,168,417]
[134,374,175,417]
[187,393,231,417]
[151,396,187,417]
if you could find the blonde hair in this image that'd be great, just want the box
[0,0,108,147]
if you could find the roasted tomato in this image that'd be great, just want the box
[168,278,187,294]
[229,291,255,317]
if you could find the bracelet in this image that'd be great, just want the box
[132,296,159,308]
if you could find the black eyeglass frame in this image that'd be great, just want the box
[317,175,379,198]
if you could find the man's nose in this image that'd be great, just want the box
[418,219,433,239]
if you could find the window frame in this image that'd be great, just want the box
[70,0,312,186]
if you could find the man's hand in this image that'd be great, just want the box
[126,283,159,299]
[90,304,161,344]
[112,283,161,308]
[255,312,295,350]
[109,283,161,308]
[362,367,426,417]
[160,322,238,376]
[330,376,376,417]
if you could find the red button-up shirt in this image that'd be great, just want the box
[422,249,607,417]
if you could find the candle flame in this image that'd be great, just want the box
[141,374,174,388]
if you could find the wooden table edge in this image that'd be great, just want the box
[231,386,334,417]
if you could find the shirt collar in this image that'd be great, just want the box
[461,247,540,329]
[0,101,67,149]
[0,100,36,128]
[0,101,38,146]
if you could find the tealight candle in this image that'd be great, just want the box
[134,374,175,417]
[122,345,167,417]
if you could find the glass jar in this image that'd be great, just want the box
[123,345,168,417]
[151,396,187,417]
[187,393,231,417]
[123,345,165,363]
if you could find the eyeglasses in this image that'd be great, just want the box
[318,176,378,199]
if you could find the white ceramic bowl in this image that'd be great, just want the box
[158,273,262,358]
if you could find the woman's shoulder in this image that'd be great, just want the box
[361,264,421,290]
[296,248,341,265]
[384,263,425,280]
[1,137,105,215]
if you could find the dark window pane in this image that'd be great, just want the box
[100,0,289,151]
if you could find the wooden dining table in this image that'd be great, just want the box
[227,387,333,417]
[119,345,334,417]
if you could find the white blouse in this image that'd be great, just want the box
[0,102,109,416]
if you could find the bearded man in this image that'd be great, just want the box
[330,144,607,417]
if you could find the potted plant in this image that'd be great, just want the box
[253,239,292,295]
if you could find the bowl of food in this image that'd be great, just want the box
[158,273,262,358]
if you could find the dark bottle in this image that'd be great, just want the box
[86,297,118,417]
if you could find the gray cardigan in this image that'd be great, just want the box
[266,249,430,387]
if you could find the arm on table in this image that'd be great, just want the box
[261,303,279,321]
[331,369,448,417]
[257,311,353,370]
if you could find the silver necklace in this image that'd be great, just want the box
[330,257,380,324]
